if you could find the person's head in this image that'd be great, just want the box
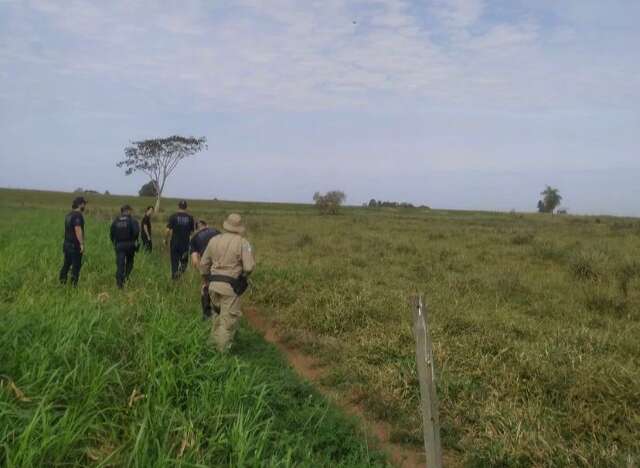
[178,200,187,210]
[145,206,154,216]
[222,213,246,235]
[72,196,87,212]
[120,204,132,215]
[196,219,208,230]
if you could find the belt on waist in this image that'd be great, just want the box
[207,274,249,296]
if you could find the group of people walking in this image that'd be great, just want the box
[58,196,256,351]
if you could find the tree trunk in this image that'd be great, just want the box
[153,179,162,212]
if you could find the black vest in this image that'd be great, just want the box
[113,215,134,243]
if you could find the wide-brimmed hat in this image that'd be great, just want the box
[223,213,245,235]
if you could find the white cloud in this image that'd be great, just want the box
[431,0,485,30]
[0,0,638,113]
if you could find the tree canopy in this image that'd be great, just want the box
[117,135,207,210]
[138,180,158,197]
[538,186,562,213]
[313,190,346,215]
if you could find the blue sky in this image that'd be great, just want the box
[1,0,639,214]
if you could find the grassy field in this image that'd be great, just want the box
[2,188,640,467]
[0,189,386,467]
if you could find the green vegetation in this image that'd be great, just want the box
[0,189,385,467]
[1,188,639,467]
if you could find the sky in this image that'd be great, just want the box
[0,0,639,215]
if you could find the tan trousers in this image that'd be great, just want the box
[209,285,242,352]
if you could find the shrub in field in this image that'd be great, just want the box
[569,250,609,282]
[313,191,346,215]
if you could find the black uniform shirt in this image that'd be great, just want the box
[167,212,195,247]
[110,215,140,246]
[141,215,152,240]
[190,227,220,256]
[64,211,85,248]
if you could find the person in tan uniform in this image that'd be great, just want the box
[199,213,255,352]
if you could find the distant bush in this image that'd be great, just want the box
[313,191,345,215]
[139,181,158,197]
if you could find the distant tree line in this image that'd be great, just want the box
[366,199,429,209]
[74,188,110,195]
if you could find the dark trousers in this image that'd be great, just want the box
[142,236,152,252]
[59,247,83,286]
[115,247,136,288]
[170,244,189,279]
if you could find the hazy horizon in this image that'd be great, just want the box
[1,1,638,215]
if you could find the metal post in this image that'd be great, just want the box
[411,295,443,468]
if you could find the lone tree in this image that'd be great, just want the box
[313,190,346,215]
[117,135,207,211]
[138,180,158,197]
[538,186,562,213]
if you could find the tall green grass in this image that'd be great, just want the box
[2,188,640,466]
[0,202,386,467]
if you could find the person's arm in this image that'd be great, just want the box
[241,240,255,276]
[164,215,173,246]
[191,252,201,269]
[76,225,85,254]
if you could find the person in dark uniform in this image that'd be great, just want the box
[59,196,87,287]
[164,200,195,279]
[110,204,140,289]
[141,206,154,252]
[190,220,221,319]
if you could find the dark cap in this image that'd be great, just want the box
[72,196,87,208]
[120,204,132,214]
[178,200,187,209]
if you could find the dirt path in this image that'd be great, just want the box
[243,307,427,468]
